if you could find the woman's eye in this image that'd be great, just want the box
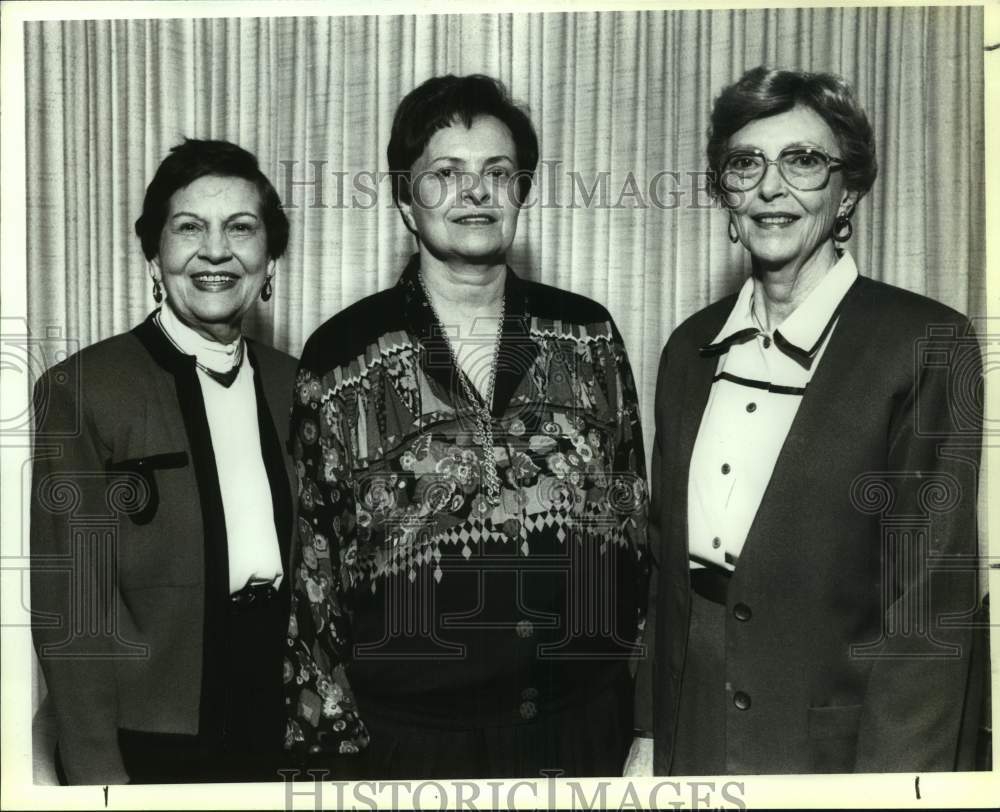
[727,156,758,171]
[435,167,455,179]
[176,222,201,234]
[788,152,824,168]
[228,222,256,235]
[487,167,512,179]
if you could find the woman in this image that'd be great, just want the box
[29,139,359,783]
[285,74,649,778]
[631,67,983,775]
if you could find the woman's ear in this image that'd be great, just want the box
[839,189,860,219]
[147,258,161,283]
[397,199,418,235]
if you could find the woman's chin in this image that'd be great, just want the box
[425,242,508,267]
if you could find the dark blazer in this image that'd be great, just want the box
[635,276,983,774]
[30,312,298,784]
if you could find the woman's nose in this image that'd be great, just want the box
[462,172,491,205]
[757,161,786,200]
[199,228,232,262]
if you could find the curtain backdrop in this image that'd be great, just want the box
[20,6,988,781]
[25,7,986,462]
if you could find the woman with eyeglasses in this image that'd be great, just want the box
[628,67,982,775]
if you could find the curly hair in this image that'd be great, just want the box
[387,74,539,207]
[135,139,289,261]
[706,66,877,200]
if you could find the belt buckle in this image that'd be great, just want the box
[231,577,278,609]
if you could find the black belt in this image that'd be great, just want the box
[690,567,731,605]
[230,579,279,610]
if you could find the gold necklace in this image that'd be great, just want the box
[418,271,505,507]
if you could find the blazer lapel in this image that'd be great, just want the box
[739,278,869,568]
[246,343,295,612]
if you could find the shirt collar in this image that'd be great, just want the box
[701,251,859,367]
[157,303,243,375]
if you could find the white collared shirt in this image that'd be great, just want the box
[687,252,859,571]
[158,305,283,592]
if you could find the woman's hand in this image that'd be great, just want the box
[622,736,654,777]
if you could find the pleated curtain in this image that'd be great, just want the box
[25,6,985,464]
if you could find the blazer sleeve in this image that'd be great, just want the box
[284,358,369,758]
[854,318,983,771]
[30,364,130,785]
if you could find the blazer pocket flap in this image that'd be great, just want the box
[106,451,189,473]
[808,704,863,740]
[104,452,189,524]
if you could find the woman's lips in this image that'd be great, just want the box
[451,213,498,225]
[191,272,239,291]
[751,213,800,228]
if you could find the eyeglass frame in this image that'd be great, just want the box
[719,146,846,193]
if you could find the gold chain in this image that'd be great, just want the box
[419,271,505,506]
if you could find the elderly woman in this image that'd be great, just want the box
[285,74,648,778]
[628,67,984,775]
[29,139,359,784]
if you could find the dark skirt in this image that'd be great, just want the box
[347,667,633,779]
[670,588,727,776]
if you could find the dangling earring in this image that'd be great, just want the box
[152,279,163,303]
[260,276,273,302]
[728,220,740,244]
[833,214,853,243]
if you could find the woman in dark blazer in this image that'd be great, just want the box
[629,67,983,775]
[28,139,365,783]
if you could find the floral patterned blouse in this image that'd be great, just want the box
[285,256,648,756]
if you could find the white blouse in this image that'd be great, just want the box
[158,305,283,592]
[687,252,859,571]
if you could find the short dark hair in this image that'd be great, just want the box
[135,139,289,261]
[386,74,539,206]
[706,66,877,200]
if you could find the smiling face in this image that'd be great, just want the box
[726,104,858,275]
[151,174,275,343]
[399,115,521,268]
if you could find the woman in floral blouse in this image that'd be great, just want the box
[284,74,649,778]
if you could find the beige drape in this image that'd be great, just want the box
[26,7,985,451]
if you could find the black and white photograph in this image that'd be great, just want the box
[0,0,996,808]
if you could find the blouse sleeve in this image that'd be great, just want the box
[606,317,652,663]
[608,317,650,557]
[284,360,369,758]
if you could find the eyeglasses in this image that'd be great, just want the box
[720,147,845,193]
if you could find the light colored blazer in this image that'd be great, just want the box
[30,312,298,784]
[635,275,983,774]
